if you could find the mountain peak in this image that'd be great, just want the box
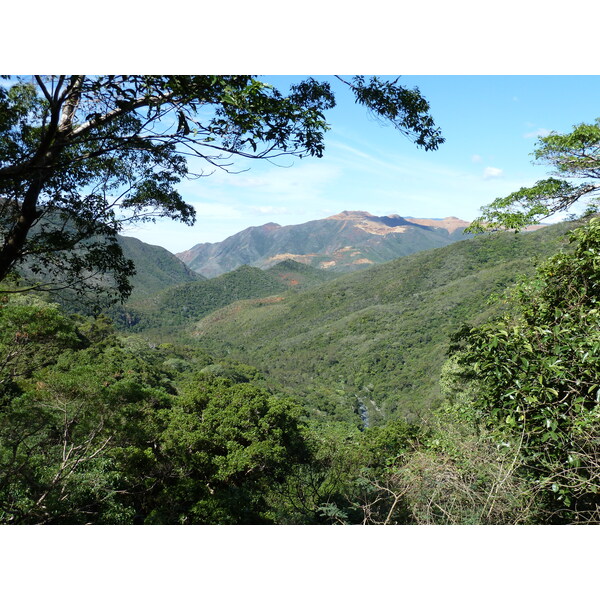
[258,222,281,231]
[178,210,471,278]
[327,211,375,220]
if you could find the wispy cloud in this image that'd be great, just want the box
[471,154,483,163]
[223,175,270,188]
[201,161,341,199]
[248,205,293,216]
[190,202,242,219]
[328,139,466,181]
[524,128,551,139]
[483,166,503,179]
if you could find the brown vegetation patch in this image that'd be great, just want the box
[404,217,470,233]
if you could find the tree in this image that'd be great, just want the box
[0,298,176,524]
[0,75,444,302]
[453,218,600,522]
[144,371,310,524]
[456,117,600,522]
[0,295,82,394]
[468,119,600,232]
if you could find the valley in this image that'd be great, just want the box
[124,219,573,425]
[3,207,596,525]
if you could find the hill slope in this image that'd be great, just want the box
[191,222,576,425]
[15,227,201,312]
[115,260,333,333]
[118,234,203,300]
[265,258,338,289]
[177,211,471,278]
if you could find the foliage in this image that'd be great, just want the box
[271,410,530,526]
[0,297,310,524]
[267,419,421,524]
[0,75,442,301]
[359,399,537,525]
[0,295,82,393]
[145,373,309,524]
[454,218,600,522]
[469,119,600,232]
[0,302,171,523]
[191,222,575,424]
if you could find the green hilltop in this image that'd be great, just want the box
[114,260,335,334]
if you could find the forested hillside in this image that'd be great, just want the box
[117,235,202,299]
[2,75,599,527]
[111,261,334,334]
[14,228,201,313]
[192,222,575,424]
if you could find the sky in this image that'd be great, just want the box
[5,1,600,256]
[120,75,600,253]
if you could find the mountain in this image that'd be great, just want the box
[117,235,203,300]
[8,202,201,304]
[177,211,471,278]
[189,221,577,426]
[62,234,204,316]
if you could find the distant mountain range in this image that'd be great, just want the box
[176,211,472,278]
[108,216,573,424]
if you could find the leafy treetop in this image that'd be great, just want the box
[468,118,600,233]
[0,75,443,303]
[454,217,600,520]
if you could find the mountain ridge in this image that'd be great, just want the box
[176,211,472,278]
[117,234,203,300]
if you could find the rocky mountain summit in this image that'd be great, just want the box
[177,211,471,278]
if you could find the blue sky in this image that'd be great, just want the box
[123,75,600,253]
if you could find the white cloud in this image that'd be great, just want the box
[524,128,551,139]
[196,160,341,200]
[471,154,483,163]
[483,166,503,179]
[248,205,292,216]
[190,202,242,219]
